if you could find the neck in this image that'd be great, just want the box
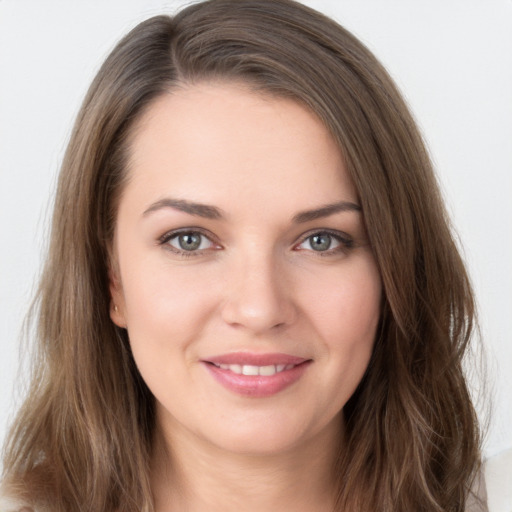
[151,417,343,512]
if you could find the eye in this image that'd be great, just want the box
[303,233,338,252]
[160,230,218,254]
[295,230,353,254]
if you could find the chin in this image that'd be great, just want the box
[197,410,341,458]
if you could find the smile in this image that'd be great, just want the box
[203,353,312,397]
[211,363,297,376]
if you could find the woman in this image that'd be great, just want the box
[0,0,486,511]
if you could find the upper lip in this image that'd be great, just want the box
[203,352,309,366]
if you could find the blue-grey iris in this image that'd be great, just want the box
[310,234,332,251]
[179,233,202,251]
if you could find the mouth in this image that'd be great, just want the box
[201,353,312,397]
[208,362,299,376]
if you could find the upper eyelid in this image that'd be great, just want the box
[158,227,218,244]
[295,228,353,244]
[158,229,221,258]
[157,227,353,250]
[293,229,355,255]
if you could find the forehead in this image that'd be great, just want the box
[124,82,357,214]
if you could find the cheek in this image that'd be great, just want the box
[302,256,381,396]
[121,254,221,330]
[120,264,223,394]
[120,267,235,403]
[306,256,382,342]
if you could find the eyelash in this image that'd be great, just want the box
[294,229,354,256]
[158,228,219,258]
[158,228,354,258]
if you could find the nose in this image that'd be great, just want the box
[220,252,297,334]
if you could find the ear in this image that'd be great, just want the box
[109,264,127,329]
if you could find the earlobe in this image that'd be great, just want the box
[109,267,127,328]
[110,302,127,328]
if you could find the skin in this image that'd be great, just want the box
[110,83,382,512]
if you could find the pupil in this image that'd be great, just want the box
[311,234,331,251]
[179,233,201,251]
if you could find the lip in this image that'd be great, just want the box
[201,352,312,398]
[205,352,308,366]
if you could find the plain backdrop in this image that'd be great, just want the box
[1,0,511,466]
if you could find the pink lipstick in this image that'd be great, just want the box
[202,352,311,397]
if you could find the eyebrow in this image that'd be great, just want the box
[143,198,224,219]
[292,201,361,223]
[142,197,361,222]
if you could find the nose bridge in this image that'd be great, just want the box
[221,243,296,333]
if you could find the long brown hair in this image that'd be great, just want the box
[1,1,483,511]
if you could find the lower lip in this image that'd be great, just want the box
[203,361,311,398]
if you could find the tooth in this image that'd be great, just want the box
[229,364,243,374]
[219,364,229,370]
[259,365,276,376]
[242,365,259,376]
[276,364,285,372]
[285,364,295,370]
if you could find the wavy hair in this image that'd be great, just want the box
[1,1,483,511]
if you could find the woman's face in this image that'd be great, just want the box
[110,83,382,455]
